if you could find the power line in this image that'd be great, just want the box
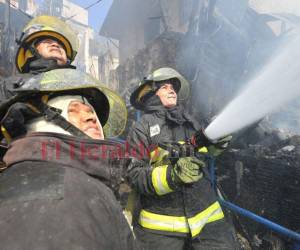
[65,0,103,21]
[83,0,103,10]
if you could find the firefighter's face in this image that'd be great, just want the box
[155,83,177,108]
[67,101,104,140]
[35,38,68,65]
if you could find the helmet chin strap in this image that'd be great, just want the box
[21,39,73,73]
[1,101,90,144]
[37,102,90,139]
[15,32,25,46]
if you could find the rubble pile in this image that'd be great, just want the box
[217,132,300,249]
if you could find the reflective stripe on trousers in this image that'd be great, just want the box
[139,201,224,237]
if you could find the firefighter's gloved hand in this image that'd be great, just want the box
[171,157,205,184]
[208,135,232,156]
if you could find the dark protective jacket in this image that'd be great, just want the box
[0,132,138,250]
[127,100,225,238]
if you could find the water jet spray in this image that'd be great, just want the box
[202,35,300,141]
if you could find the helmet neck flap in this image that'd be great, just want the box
[26,95,103,139]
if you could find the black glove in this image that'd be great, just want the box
[1,102,41,140]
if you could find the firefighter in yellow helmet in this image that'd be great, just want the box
[0,15,79,119]
[15,15,79,73]
[126,67,238,250]
[0,68,138,250]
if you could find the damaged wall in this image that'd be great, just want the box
[100,0,194,63]
[117,32,182,103]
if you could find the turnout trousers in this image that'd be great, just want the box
[134,219,239,250]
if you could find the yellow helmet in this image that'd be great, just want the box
[130,67,190,110]
[15,15,79,73]
[0,69,127,139]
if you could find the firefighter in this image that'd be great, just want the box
[0,15,79,102]
[15,15,78,73]
[0,68,137,250]
[127,67,238,250]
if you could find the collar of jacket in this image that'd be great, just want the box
[3,132,126,182]
[143,95,189,125]
[27,57,76,74]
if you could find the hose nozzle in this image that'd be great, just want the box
[189,128,214,148]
